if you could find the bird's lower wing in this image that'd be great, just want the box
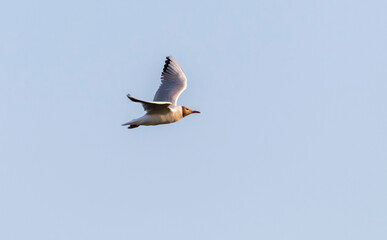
[127,94,172,113]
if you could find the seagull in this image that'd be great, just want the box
[122,56,200,129]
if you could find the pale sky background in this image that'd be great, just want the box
[1,0,386,239]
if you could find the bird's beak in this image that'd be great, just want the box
[192,110,201,114]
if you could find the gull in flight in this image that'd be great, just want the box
[122,56,200,129]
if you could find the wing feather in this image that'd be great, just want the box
[153,56,187,106]
[127,94,172,113]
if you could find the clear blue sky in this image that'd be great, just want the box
[1,0,386,239]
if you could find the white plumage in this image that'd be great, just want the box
[122,56,200,129]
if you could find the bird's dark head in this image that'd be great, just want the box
[182,106,200,117]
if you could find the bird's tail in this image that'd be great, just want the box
[122,116,142,126]
[121,122,132,126]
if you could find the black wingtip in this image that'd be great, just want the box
[127,94,139,102]
[163,56,172,72]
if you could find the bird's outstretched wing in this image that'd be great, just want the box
[127,94,172,113]
[153,56,187,106]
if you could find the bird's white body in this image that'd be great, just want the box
[123,106,183,126]
[122,56,200,129]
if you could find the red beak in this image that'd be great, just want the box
[192,110,201,114]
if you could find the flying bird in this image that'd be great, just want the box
[122,56,200,129]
